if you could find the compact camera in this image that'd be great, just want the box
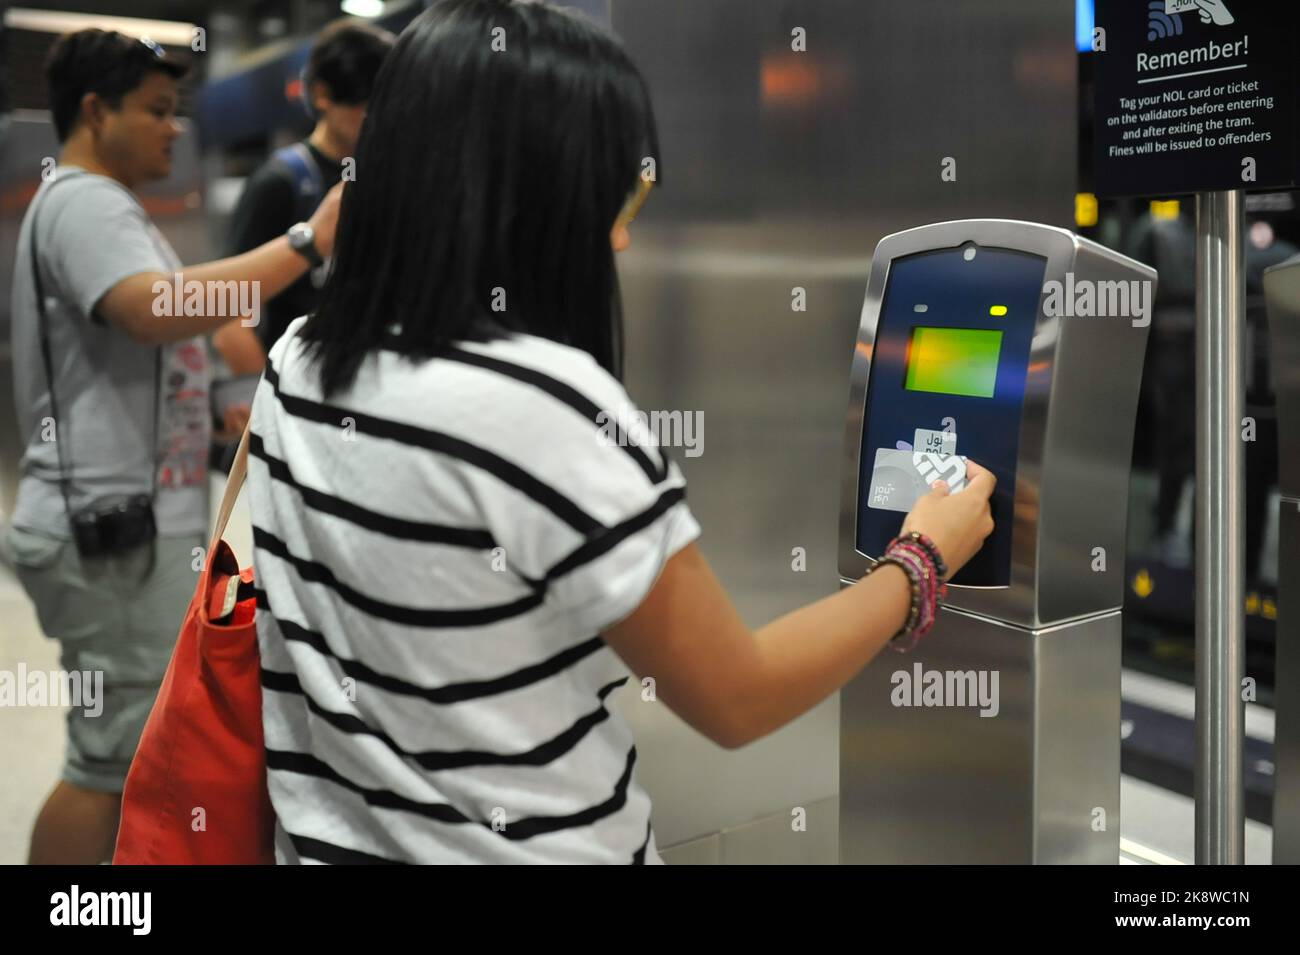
[70,494,157,558]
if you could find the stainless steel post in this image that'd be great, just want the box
[1194,190,1246,865]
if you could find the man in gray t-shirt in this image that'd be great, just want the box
[4,28,341,864]
[12,170,211,539]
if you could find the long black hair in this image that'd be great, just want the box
[299,0,660,397]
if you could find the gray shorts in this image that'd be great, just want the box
[3,526,203,793]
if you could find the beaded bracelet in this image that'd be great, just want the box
[891,546,933,615]
[865,537,942,652]
[887,545,936,650]
[890,538,949,606]
[889,530,949,581]
[870,555,922,642]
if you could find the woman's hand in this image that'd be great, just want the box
[899,460,997,579]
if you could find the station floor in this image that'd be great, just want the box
[0,480,1275,864]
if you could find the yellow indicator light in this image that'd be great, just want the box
[1150,199,1181,221]
[1075,192,1098,228]
[1132,569,1154,598]
[989,305,1008,317]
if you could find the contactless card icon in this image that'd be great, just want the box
[867,448,968,513]
[1167,0,1233,26]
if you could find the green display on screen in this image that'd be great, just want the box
[904,327,1003,399]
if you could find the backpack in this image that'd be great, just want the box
[270,143,329,289]
[270,142,324,223]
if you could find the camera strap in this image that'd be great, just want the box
[28,170,163,517]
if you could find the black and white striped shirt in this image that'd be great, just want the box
[248,317,699,864]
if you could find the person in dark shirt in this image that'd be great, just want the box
[215,20,393,371]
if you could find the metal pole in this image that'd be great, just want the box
[1194,190,1246,864]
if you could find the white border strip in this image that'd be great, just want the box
[1120,836,1187,866]
[1137,63,1248,85]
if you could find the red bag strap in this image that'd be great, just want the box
[209,423,252,557]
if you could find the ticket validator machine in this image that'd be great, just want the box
[838,220,1154,863]
[1264,256,1300,865]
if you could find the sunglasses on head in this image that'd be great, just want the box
[137,35,166,58]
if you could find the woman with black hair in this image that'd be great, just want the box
[248,0,995,864]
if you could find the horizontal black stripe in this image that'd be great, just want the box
[632,822,652,864]
[262,669,629,771]
[252,525,543,627]
[267,748,472,824]
[263,361,601,535]
[260,667,304,695]
[501,745,640,841]
[547,484,687,583]
[438,345,669,484]
[259,355,692,600]
[249,431,497,548]
[267,743,641,842]
[286,832,405,865]
[257,597,605,704]
[252,477,689,631]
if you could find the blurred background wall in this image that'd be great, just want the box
[607,0,1075,861]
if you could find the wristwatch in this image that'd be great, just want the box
[287,222,323,268]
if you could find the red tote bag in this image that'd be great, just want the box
[114,425,275,864]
